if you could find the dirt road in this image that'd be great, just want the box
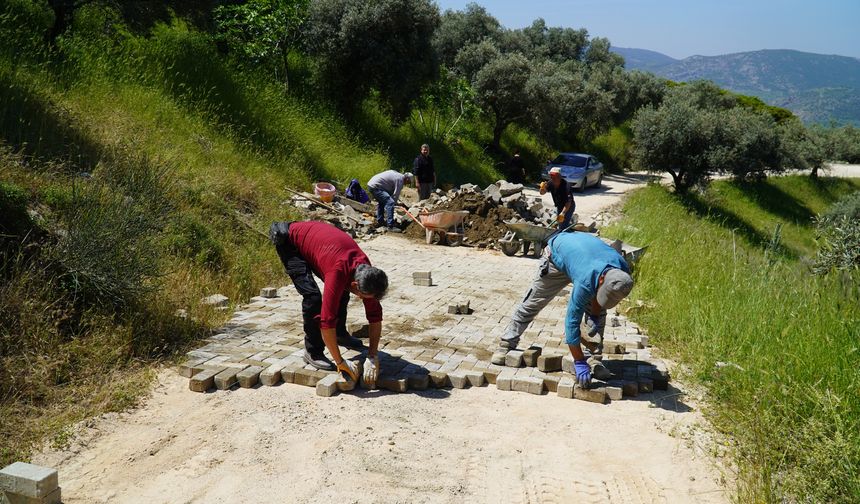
[34,174,728,503]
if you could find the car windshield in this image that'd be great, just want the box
[550,154,587,168]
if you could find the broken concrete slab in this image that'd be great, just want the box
[201,294,228,307]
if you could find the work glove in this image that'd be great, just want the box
[574,359,592,387]
[539,181,547,192]
[337,359,359,383]
[363,355,379,389]
[556,214,565,224]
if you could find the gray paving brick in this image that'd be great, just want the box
[496,371,515,391]
[0,462,58,498]
[189,368,223,393]
[537,354,562,372]
[573,384,607,404]
[504,350,524,368]
[316,374,339,397]
[378,376,408,393]
[522,346,542,367]
[236,366,264,388]
[464,371,485,387]
[214,366,246,390]
[428,371,450,388]
[557,377,575,399]
[260,363,286,386]
[447,370,470,389]
[177,357,209,378]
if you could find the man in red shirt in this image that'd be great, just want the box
[269,221,388,385]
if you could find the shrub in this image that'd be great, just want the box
[814,191,860,273]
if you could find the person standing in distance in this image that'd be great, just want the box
[413,143,436,200]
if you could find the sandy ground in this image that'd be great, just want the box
[32,171,730,504]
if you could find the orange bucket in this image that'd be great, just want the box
[314,182,336,203]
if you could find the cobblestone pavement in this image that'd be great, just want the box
[183,234,667,403]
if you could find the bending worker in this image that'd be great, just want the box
[540,166,575,228]
[269,220,387,386]
[367,170,413,232]
[499,232,634,387]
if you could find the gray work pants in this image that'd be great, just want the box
[417,182,434,200]
[502,247,604,357]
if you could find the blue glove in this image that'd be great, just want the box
[574,360,592,387]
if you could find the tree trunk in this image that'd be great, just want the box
[492,117,506,152]
[668,168,686,193]
[810,165,819,179]
[280,47,290,91]
[48,1,71,44]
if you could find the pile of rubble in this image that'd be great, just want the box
[287,192,379,238]
[401,181,568,249]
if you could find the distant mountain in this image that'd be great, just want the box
[611,47,678,72]
[611,48,860,126]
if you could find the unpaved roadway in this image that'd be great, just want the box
[34,172,729,503]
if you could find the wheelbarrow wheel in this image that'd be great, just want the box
[500,239,520,256]
[533,241,544,257]
[446,232,463,247]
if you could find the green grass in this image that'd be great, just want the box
[606,177,860,503]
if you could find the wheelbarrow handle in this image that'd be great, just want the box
[397,207,426,229]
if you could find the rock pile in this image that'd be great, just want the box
[401,181,562,249]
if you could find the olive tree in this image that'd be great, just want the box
[472,52,533,150]
[303,0,440,119]
[214,0,309,89]
[433,2,499,67]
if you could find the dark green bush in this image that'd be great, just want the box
[165,215,226,270]
[814,191,860,273]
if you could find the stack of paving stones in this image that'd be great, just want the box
[0,462,61,504]
[179,238,671,402]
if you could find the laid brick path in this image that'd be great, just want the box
[181,235,668,402]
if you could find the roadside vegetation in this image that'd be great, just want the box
[1,1,858,502]
[607,177,860,503]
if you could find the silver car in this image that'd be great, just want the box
[541,153,604,191]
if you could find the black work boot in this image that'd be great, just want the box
[303,350,335,371]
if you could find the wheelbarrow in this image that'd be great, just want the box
[416,210,469,246]
[498,222,558,256]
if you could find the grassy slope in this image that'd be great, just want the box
[0,7,558,466]
[606,177,860,503]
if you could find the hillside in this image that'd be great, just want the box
[614,48,860,125]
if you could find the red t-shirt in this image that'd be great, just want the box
[288,221,383,329]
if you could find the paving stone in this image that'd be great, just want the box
[542,373,561,393]
[606,386,623,401]
[512,376,544,395]
[2,487,62,504]
[316,374,339,397]
[621,380,640,397]
[562,354,575,374]
[496,371,515,391]
[407,373,430,390]
[522,346,542,367]
[447,370,470,389]
[481,366,502,384]
[214,366,246,390]
[412,271,432,279]
[260,363,286,386]
[177,357,209,378]
[260,287,278,298]
[189,368,223,392]
[0,463,58,498]
[279,361,305,384]
[202,294,229,307]
[378,376,408,393]
[464,371,485,387]
[573,384,607,404]
[294,368,326,387]
[413,278,433,287]
[537,354,562,372]
[638,378,654,393]
[504,350,524,368]
[428,371,450,388]
[236,366,264,388]
[337,376,357,392]
[557,377,575,399]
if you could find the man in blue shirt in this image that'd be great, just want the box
[499,232,634,387]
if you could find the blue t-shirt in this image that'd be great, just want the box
[548,232,629,345]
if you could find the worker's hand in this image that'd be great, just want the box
[337,359,359,383]
[574,360,592,387]
[363,355,379,389]
[556,214,565,224]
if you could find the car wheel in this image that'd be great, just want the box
[576,177,586,192]
[595,173,603,187]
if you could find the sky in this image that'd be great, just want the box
[434,0,860,60]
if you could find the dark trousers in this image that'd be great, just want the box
[270,222,350,356]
